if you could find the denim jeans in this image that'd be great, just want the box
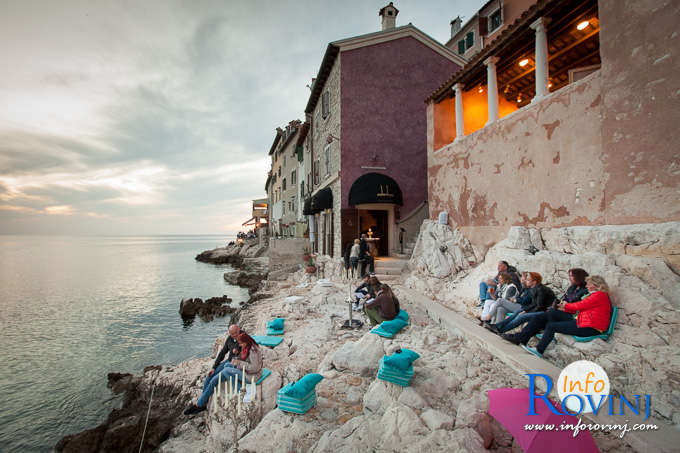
[534,310,600,354]
[497,311,544,333]
[479,281,495,302]
[197,362,244,407]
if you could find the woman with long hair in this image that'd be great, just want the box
[364,283,397,326]
[184,332,263,415]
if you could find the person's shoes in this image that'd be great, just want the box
[502,333,522,345]
[521,344,544,358]
[183,404,206,416]
[484,323,501,334]
[352,302,360,311]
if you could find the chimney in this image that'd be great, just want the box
[450,16,462,38]
[379,2,399,31]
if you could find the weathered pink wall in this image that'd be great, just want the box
[598,0,680,224]
[428,0,680,247]
[429,72,605,246]
[341,37,460,217]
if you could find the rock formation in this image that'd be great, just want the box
[179,295,236,321]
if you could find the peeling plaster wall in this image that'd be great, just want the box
[599,0,680,224]
[429,71,605,246]
[428,0,680,248]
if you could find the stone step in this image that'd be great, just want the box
[374,261,408,270]
[374,274,400,283]
[373,267,404,276]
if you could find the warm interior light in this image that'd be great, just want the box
[577,20,590,30]
[516,95,522,103]
[519,58,529,67]
[478,86,484,93]
[548,81,553,88]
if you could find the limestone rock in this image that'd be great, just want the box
[379,403,429,450]
[179,296,235,321]
[410,220,481,279]
[331,333,385,377]
[421,408,455,431]
[238,409,320,453]
[362,379,400,416]
[405,428,486,453]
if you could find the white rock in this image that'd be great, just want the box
[379,403,429,450]
[397,387,428,411]
[238,409,320,453]
[405,428,486,453]
[421,408,455,431]
[331,333,385,377]
[363,379,400,415]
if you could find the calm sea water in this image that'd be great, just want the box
[0,235,249,452]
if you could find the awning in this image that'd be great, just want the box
[310,187,333,213]
[349,173,403,206]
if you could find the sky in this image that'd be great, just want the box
[0,0,481,235]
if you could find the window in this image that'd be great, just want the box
[278,167,281,177]
[283,155,286,167]
[489,9,502,33]
[291,170,296,185]
[282,178,287,191]
[282,201,285,214]
[458,40,465,54]
[466,31,474,49]
[314,159,320,185]
[300,181,304,197]
[321,91,330,119]
[324,144,331,176]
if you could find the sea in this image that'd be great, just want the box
[0,235,250,452]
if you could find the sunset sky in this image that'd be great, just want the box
[0,0,480,235]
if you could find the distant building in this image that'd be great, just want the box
[300,2,465,258]
[426,0,679,248]
[242,198,268,232]
[446,0,535,60]
[266,120,302,237]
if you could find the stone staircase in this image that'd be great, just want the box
[373,256,409,283]
[392,239,417,260]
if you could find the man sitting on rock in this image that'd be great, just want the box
[184,324,243,415]
[478,261,521,307]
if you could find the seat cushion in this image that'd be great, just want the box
[281,373,324,399]
[383,348,420,371]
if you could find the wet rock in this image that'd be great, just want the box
[179,296,236,321]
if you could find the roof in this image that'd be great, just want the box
[379,2,399,16]
[426,0,565,103]
[267,129,282,156]
[305,24,466,114]
[295,121,310,148]
[268,120,302,155]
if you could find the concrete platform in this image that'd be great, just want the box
[399,287,680,453]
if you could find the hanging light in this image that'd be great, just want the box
[548,79,553,88]
[478,86,484,93]
[519,58,529,67]
[516,94,522,103]
[577,20,590,30]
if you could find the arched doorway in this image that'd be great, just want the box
[347,173,403,257]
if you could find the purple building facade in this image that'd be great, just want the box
[301,6,463,259]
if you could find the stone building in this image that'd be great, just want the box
[299,2,465,258]
[425,0,679,252]
[266,120,302,237]
[446,0,535,60]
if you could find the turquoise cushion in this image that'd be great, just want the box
[383,349,420,371]
[379,317,408,335]
[282,373,324,399]
[573,307,619,342]
[251,335,284,347]
[395,310,409,322]
[256,368,272,385]
[266,327,284,336]
[370,326,395,338]
[267,318,285,330]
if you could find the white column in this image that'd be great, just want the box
[453,83,465,141]
[484,57,500,125]
[531,17,549,103]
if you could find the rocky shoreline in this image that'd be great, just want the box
[56,221,679,452]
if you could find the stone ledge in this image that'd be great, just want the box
[401,287,680,453]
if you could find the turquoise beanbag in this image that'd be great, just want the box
[251,335,284,347]
[395,310,409,322]
[267,318,285,330]
[256,368,272,385]
[383,348,420,371]
[379,318,408,334]
[282,373,324,399]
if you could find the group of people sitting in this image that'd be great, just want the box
[478,261,613,358]
[184,324,263,415]
[343,234,375,278]
[352,274,400,327]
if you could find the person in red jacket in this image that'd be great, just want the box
[512,276,612,358]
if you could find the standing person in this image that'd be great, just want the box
[359,234,369,277]
[184,332,263,415]
[364,284,397,327]
[349,239,361,278]
[399,228,405,254]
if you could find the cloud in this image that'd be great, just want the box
[44,205,74,215]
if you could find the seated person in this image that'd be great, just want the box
[493,272,555,334]
[504,276,612,358]
[184,331,262,415]
[560,268,589,304]
[480,272,519,324]
[364,284,397,327]
[353,274,380,311]
[478,260,521,306]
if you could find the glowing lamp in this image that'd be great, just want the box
[577,20,590,30]
[478,86,484,93]
[519,58,529,67]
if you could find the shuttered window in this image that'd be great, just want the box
[458,40,465,54]
[321,91,330,119]
[466,31,474,49]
